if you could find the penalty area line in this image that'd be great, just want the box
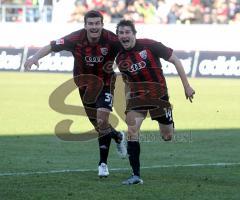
[0,162,240,177]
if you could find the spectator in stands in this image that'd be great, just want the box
[167,3,180,24]
[214,0,229,24]
[69,0,87,22]
[42,0,53,22]
[25,0,39,22]
[156,0,170,24]
[2,0,240,24]
[109,0,125,23]
[123,2,144,23]
[202,6,213,23]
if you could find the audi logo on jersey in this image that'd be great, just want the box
[128,61,146,73]
[85,56,104,63]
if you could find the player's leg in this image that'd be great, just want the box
[97,89,128,177]
[78,88,110,177]
[97,88,127,159]
[97,107,127,177]
[83,105,98,129]
[80,104,112,177]
[152,106,174,141]
[158,101,174,141]
[78,88,99,129]
[96,107,112,171]
[122,110,145,185]
[158,122,174,141]
[150,95,174,141]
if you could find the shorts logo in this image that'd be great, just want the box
[56,39,64,45]
[139,50,147,59]
[85,56,104,63]
[100,48,108,56]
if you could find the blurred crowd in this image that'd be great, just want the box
[70,0,240,24]
[1,0,240,24]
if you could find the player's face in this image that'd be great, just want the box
[85,17,103,41]
[117,26,136,50]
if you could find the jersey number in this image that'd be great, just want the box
[164,108,172,121]
[104,93,113,107]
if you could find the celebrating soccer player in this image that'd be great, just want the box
[116,20,195,185]
[24,10,127,178]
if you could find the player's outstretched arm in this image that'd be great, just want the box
[24,45,52,70]
[168,52,195,102]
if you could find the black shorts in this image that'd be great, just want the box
[79,87,114,111]
[126,95,174,125]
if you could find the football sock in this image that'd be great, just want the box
[98,131,111,165]
[127,141,140,176]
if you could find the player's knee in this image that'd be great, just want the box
[128,126,137,134]
[127,126,139,141]
[160,124,174,141]
[97,118,108,130]
[161,131,172,141]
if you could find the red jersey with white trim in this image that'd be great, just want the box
[116,39,173,98]
[51,28,121,88]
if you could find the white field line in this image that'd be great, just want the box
[0,162,240,177]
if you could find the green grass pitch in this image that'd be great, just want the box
[0,72,240,200]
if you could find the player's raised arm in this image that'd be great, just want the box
[168,52,195,102]
[24,44,52,70]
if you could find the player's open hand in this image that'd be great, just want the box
[24,57,39,71]
[185,86,195,103]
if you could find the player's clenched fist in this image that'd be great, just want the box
[24,44,52,71]
[24,56,39,70]
[185,85,195,103]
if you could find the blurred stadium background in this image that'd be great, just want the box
[0,0,240,24]
[0,1,240,200]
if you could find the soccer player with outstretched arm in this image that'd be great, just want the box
[24,10,127,178]
[115,20,195,185]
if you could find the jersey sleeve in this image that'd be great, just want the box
[145,39,173,61]
[50,30,81,53]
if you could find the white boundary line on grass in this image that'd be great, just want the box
[0,162,240,177]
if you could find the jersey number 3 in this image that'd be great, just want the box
[104,93,113,107]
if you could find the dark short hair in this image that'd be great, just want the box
[84,10,103,24]
[116,20,137,35]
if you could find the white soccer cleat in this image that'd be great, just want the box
[116,131,127,159]
[98,163,109,178]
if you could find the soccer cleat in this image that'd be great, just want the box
[116,131,127,159]
[98,163,109,178]
[122,175,143,185]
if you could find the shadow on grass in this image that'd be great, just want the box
[0,128,239,174]
[1,128,240,141]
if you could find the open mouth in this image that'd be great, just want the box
[121,39,130,45]
[90,29,99,34]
